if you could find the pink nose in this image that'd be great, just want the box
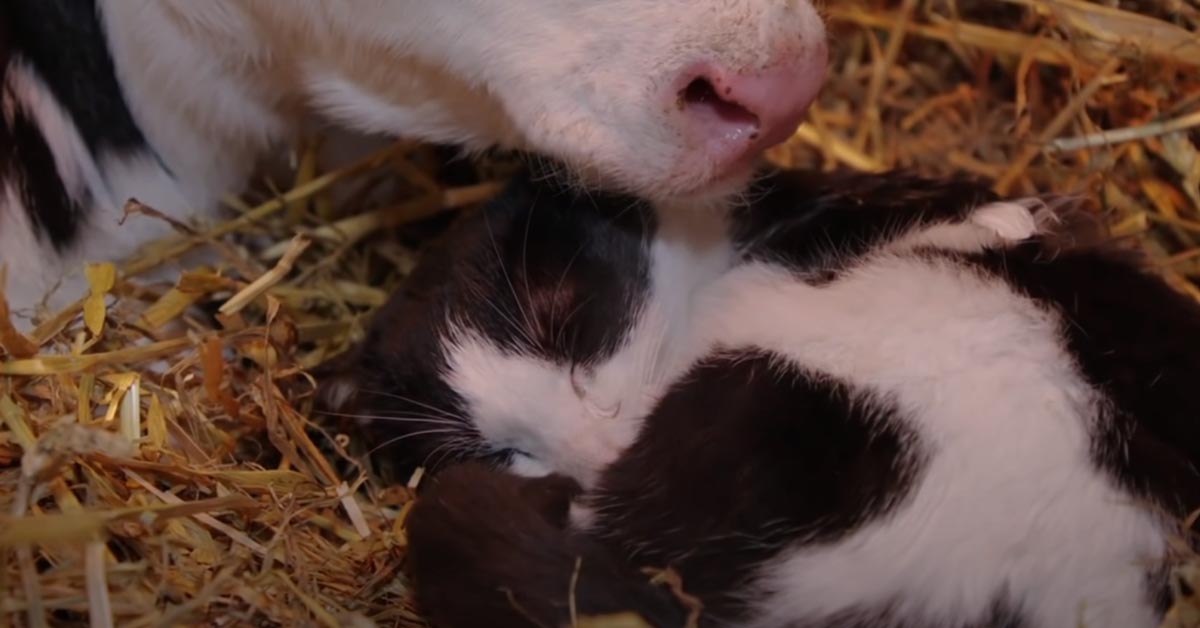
[670,43,829,173]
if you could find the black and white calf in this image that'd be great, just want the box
[0,0,827,312]
[321,166,1200,628]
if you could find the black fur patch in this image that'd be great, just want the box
[406,462,690,628]
[445,166,654,364]
[3,0,146,152]
[582,350,924,625]
[316,170,654,475]
[732,167,1000,282]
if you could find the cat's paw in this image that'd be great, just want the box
[886,198,1047,255]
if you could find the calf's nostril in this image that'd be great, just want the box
[681,77,718,105]
[679,77,760,129]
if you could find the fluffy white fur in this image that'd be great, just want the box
[884,199,1047,255]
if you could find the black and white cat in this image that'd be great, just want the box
[321,165,1200,628]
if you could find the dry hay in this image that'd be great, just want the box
[2,1,1199,627]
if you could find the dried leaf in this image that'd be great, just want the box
[200,336,239,418]
[0,267,38,358]
[0,394,36,451]
[83,262,117,336]
[85,262,117,294]
[145,393,167,450]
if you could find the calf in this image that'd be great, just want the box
[0,0,827,312]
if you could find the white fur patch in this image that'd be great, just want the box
[885,201,1041,255]
[0,183,51,313]
[99,0,275,203]
[693,257,1164,628]
[970,201,1041,241]
[303,67,518,151]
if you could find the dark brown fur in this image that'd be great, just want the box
[406,463,691,628]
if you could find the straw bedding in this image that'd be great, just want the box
[1,1,1199,626]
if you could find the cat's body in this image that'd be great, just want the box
[322,167,1200,627]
